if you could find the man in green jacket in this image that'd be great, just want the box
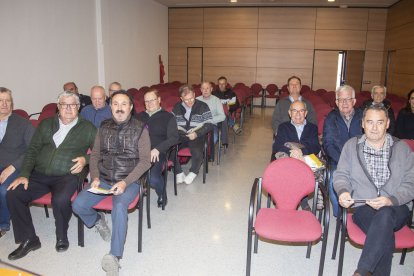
[7,91,96,260]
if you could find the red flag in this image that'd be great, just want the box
[159,54,165,84]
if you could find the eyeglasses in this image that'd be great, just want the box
[336,98,354,104]
[182,97,195,103]
[290,109,306,114]
[59,103,79,109]
[144,99,158,104]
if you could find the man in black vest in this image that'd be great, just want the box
[73,90,151,276]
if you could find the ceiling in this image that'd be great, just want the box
[154,0,399,8]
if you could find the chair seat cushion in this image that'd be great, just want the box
[93,194,140,210]
[178,147,191,156]
[255,208,322,242]
[347,214,414,248]
[32,191,77,205]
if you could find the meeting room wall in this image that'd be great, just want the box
[0,0,167,115]
[168,7,387,92]
[384,0,414,96]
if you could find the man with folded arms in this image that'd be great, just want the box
[73,90,151,276]
[7,91,96,259]
[173,84,213,185]
[334,105,414,276]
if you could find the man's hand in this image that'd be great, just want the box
[70,157,86,174]
[91,178,100,189]
[289,148,304,160]
[7,177,29,191]
[150,148,160,163]
[0,165,16,184]
[186,132,198,140]
[110,181,127,196]
[367,196,392,210]
[338,192,354,208]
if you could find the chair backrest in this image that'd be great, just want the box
[262,158,315,210]
[38,103,57,121]
[250,83,263,96]
[403,139,414,151]
[12,109,30,120]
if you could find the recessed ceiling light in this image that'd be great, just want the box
[230,0,237,3]
[328,0,335,2]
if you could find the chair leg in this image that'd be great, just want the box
[162,167,167,211]
[318,209,330,276]
[78,216,84,247]
[400,248,407,265]
[44,204,49,218]
[146,184,151,229]
[173,154,178,196]
[306,242,312,258]
[332,215,341,260]
[246,226,253,276]
[337,220,346,276]
[138,193,144,253]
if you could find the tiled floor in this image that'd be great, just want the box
[1,108,413,275]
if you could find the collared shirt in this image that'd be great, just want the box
[53,117,79,148]
[340,109,355,130]
[146,107,162,117]
[290,119,307,140]
[288,95,303,102]
[181,102,192,121]
[0,113,11,142]
[362,134,391,194]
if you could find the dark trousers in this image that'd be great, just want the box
[176,136,204,174]
[7,171,78,243]
[149,153,166,197]
[353,205,409,276]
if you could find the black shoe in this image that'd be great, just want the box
[8,237,41,260]
[55,239,69,252]
[157,195,168,208]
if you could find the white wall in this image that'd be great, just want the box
[0,0,168,114]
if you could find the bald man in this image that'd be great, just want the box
[80,86,112,128]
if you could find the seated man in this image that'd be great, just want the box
[361,85,395,134]
[323,85,363,217]
[272,76,316,136]
[80,85,112,128]
[63,81,92,112]
[172,84,213,185]
[272,100,320,210]
[106,81,122,105]
[213,76,241,134]
[73,91,151,276]
[137,89,178,208]
[334,104,414,276]
[7,91,96,259]
[0,87,35,238]
[197,81,227,160]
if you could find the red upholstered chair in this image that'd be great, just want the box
[403,139,414,151]
[246,158,329,276]
[250,83,264,109]
[38,103,57,122]
[12,109,30,120]
[264,84,279,107]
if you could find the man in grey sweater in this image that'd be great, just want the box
[0,87,35,238]
[334,105,414,276]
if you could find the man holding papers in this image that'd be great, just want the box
[334,104,414,276]
[73,90,151,276]
[172,84,213,185]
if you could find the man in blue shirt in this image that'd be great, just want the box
[80,86,112,128]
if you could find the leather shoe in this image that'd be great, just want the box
[157,195,168,208]
[8,237,41,260]
[55,239,69,252]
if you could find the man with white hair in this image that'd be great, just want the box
[80,85,112,128]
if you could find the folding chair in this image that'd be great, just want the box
[246,158,330,276]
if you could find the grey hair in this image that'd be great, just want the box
[178,84,194,97]
[336,85,355,99]
[362,104,389,120]
[371,85,387,96]
[290,100,307,111]
[58,91,80,105]
[0,87,13,108]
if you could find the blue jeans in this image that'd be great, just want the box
[328,164,339,217]
[0,167,20,230]
[353,205,409,275]
[72,180,140,257]
[149,153,166,197]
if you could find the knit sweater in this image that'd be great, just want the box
[137,109,179,153]
[80,104,112,128]
[196,95,226,125]
[334,135,414,207]
[172,100,213,137]
[271,97,317,134]
[20,115,96,178]
[0,113,35,170]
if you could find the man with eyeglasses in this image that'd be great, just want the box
[63,81,92,112]
[137,89,178,207]
[172,84,213,185]
[6,91,96,260]
[272,100,320,210]
[80,85,112,128]
[360,85,395,135]
[334,104,414,276]
[272,76,317,136]
[106,82,122,105]
[323,85,363,217]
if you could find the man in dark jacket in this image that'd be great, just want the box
[323,85,363,216]
[0,87,35,238]
[7,91,96,259]
[137,89,179,207]
[73,90,151,276]
[63,81,92,112]
[173,84,213,185]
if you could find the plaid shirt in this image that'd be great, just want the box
[362,134,391,194]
